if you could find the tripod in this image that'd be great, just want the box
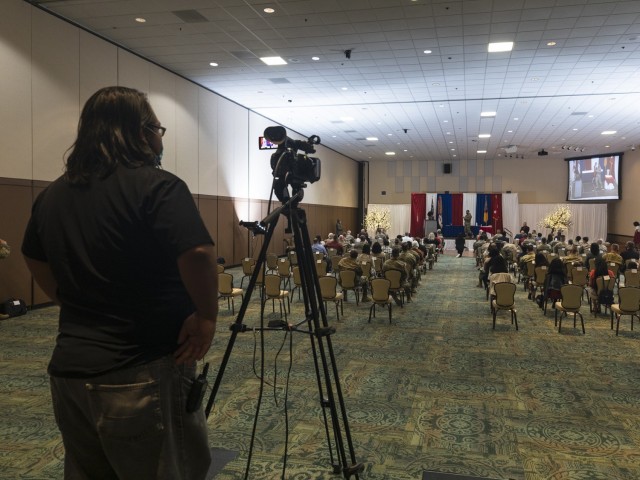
[205,189,364,479]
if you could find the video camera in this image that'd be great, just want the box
[263,126,321,202]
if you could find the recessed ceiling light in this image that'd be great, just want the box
[488,41,513,52]
[513,117,519,120]
[531,77,539,81]
[547,41,556,46]
[366,137,378,141]
[477,150,487,154]
[443,120,448,123]
[432,83,441,86]
[340,116,353,121]
[385,152,396,156]
[601,130,617,135]
[312,56,320,61]
[403,149,408,152]
[387,133,393,136]
[423,50,432,54]
[260,56,287,65]
[605,145,610,148]
[478,134,491,138]
[452,154,457,157]
[448,141,453,144]
[135,17,146,23]
[209,62,218,67]
[507,130,513,133]
[572,128,578,131]
[263,7,275,13]
[480,111,497,117]
[450,148,455,151]
[341,87,348,91]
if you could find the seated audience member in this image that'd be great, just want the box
[603,243,623,266]
[381,238,393,256]
[480,244,502,289]
[541,258,566,308]
[371,241,385,260]
[534,252,549,268]
[400,242,419,291]
[382,247,412,304]
[620,241,639,272]
[337,250,369,302]
[584,242,601,269]
[344,230,354,243]
[356,243,374,274]
[579,236,590,254]
[487,255,513,298]
[588,257,615,313]
[312,235,328,258]
[536,237,551,253]
[552,235,567,254]
[562,245,582,269]
[325,234,344,256]
[518,244,536,273]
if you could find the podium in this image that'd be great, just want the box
[425,220,438,236]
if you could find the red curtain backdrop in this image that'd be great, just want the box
[410,193,426,237]
[491,193,503,233]
[451,193,463,225]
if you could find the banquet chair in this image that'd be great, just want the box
[569,264,588,299]
[262,274,290,321]
[623,268,640,288]
[290,266,302,302]
[216,264,225,274]
[368,278,393,324]
[315,258,327,277]
[319,276,344,320]
[218,272,243,315]
[266,252,279,274]
[277,257,292,290]
[554,284,585,334]
[530,265,548,301]
[240,257,255,288]
[330,256,341,276]
[338,269,360,305]
[288,249,298,268]
[384,269,405,307]
[589,275,616,317]
[611,286,640,336]
[491,282,518,330]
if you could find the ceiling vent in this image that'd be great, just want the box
[268,78,291,84]
[171,10,209,23]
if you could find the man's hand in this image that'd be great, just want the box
[174,313,216,365]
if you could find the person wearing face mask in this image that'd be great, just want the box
[21,86,218,480]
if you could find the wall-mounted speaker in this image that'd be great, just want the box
[443,163,452,174]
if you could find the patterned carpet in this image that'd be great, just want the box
[1,252,640,479]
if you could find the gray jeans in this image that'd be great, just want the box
[50,355,211,480]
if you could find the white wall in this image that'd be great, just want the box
[0,0,358,208]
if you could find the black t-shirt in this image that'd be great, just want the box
[22,165,214,377]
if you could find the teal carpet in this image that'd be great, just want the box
[1,252,640,479]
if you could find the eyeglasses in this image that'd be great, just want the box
[145,123,167,137]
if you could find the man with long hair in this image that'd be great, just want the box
[21,86,218,479]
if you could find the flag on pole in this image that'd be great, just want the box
[483,197,488,224]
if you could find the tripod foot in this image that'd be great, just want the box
[344,462,366,478]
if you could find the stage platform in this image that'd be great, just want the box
[442,239,475,251]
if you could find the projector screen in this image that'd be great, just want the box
[567,153,622,201]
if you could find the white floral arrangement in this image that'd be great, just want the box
[537,205,572,234]
[364,207,391,236]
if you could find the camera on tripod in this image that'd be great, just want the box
[264,126,321,202]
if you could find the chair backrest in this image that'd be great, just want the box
[250,264,265,285]
[557,247,566,257]
[494,282,516,307]
[560,284,583,309]
[588,257,596,271]
[534,266,547,284]
[318,276,338,300]
[570,265,587,286]
[595,275,616,293]
[313,251,325,262]
[266,253,278,270]
[315,259,327,276]
[331,255,341,273]
[218,272,234,295]
[264,274,282,296]
[292,266,302,286]
[383,269,402,289]
[288,250,298,266]
[242,257,255,275]
[339,269,356,288]
[607,262,620,278]
[372,256,384,274]
[277,257,291,275]
[526,261,535,276]
[217,264,225,274]
[624,268,640,288]
[327,247,337,258]
[360,261,373,280]
[370,278,391,302]
[618,286,640,312]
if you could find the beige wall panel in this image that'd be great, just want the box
[0,0,32,180]
[79,31,117,105]
[149,65,176,173]
[248,112,280,201]
[117,49,149,93]
[217,101,249,198]
[494,157,566,203]
[32,8,79,181]
[197,196,218,252]
[174,78,199,192]
[198,89,219,196]
[304,146,358,207]
[217,198,235,266]
[609,149,640,237]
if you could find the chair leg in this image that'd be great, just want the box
[616,313,620,336]
[558,312,563,333]
[335,301,339,321]
[340,299,343,316]
[492,309,497,330]
[388,303,392,323]
[368,304,374,323]
[579,312,585,334]
[513,310,518,330]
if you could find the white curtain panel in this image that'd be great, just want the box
[501,193,520,238]
[462,193,477,227]
[367,203,411,238]
[519,203,607,242]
